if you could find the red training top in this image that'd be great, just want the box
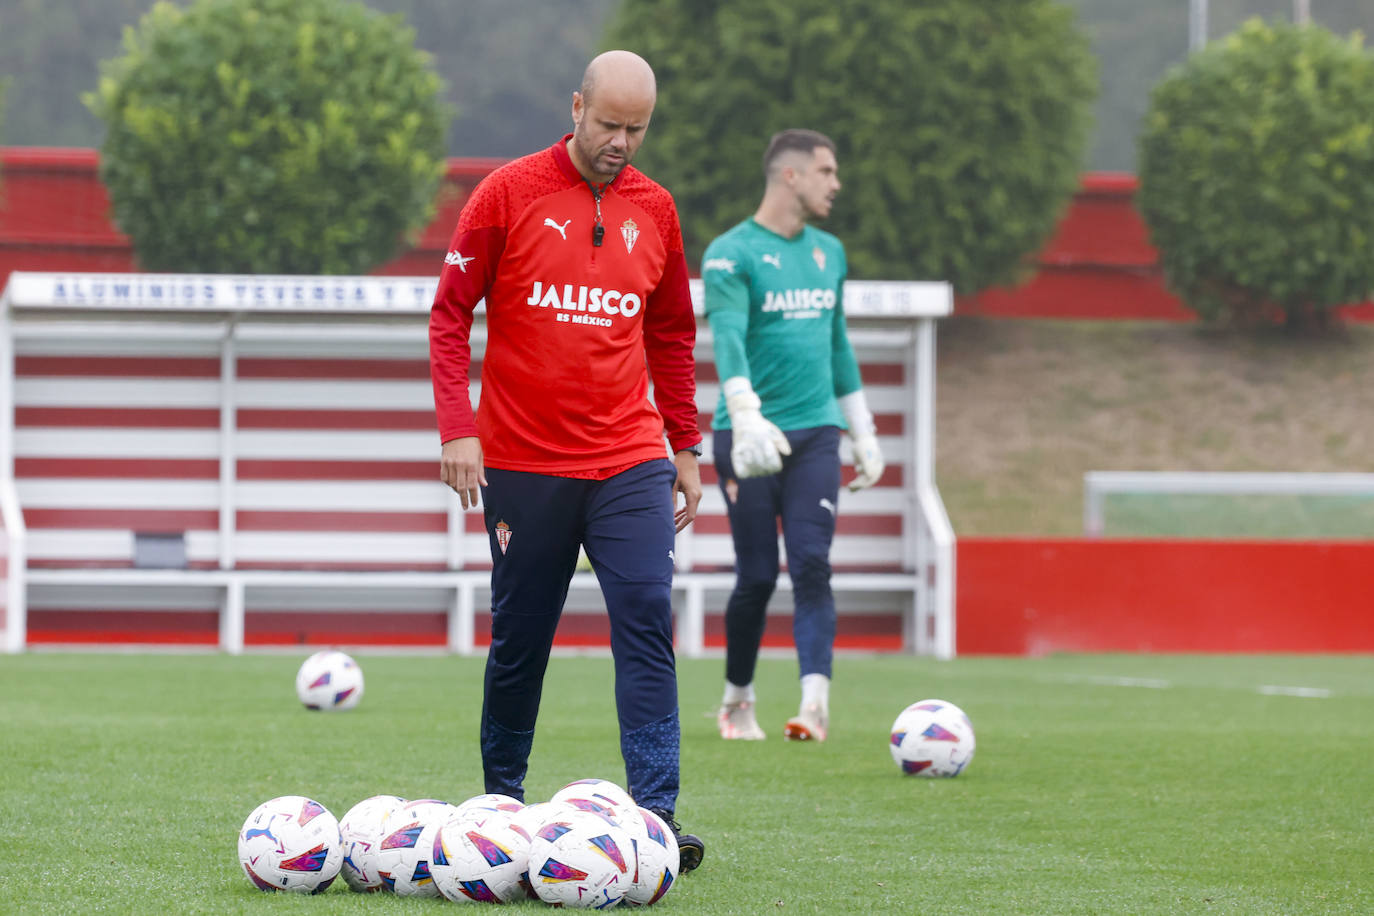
[429,135,700,477]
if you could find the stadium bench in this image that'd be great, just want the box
[1,273,953,656]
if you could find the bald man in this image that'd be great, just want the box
[429,50,706,873]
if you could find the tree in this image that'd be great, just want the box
[7,1,1374,165]
[1060,0,1374,172]
[604,0,1097,291]
[1065,0,1189,172]
[375,0,617,157]
[0,0,158,149]
[1137,19,1374,328]
[85,0,448,274]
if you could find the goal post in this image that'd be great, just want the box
[1084,470,1374,538]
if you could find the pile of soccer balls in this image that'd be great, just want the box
[255,650,970,904]
[236,778,677,907]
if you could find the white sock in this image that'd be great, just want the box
[800,673,830,711]
[723,681,755,705]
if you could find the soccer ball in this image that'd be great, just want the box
[528,806,635,908]
[375,799,455,896]
[889,698,976,777]
[338,794,407,892]
[431,806,534,903]
[453,792,525,819]
[237,795,343,894]
[510,803,553,846]
[622,806,678,907]
[294,650,364,711]
[510,800,551,835]
[549,777,637,825]
[507,802,554,900]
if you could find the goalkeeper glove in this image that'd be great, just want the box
[723,376,791,478]
[839,389,884,491]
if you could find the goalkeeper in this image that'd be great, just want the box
[702,129,884,743]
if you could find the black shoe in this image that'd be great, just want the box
[648,807,705,873]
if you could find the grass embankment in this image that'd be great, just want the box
[936,318,1374,535]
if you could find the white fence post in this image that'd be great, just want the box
[219,326,237,570]
[220,575,245,655]
[2,477,27,654]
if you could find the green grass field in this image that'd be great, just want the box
[1,652,1371,914]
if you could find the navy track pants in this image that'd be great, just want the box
[712,425,840,686]
[478,458,680,811]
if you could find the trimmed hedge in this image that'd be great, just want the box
[1139,20,1374,328]
[86,0,448,274]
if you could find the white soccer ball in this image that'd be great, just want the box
[294,650,364,711]
[527,807,636,908]
[375,799,455,896]
[453,792,525,819]
[338,794,407,892]
[889,698,976,777]
[622,806,678,907]
[431,806,534,903]
[507,802,554,899]
[237,795,344,894]
[510,801,552,837]
[549,777,637,826]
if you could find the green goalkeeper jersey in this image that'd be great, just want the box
[702,218,862,432]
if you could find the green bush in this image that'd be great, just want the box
[86,0,448,274]
[1138,20,1374,328]
[605,0,1096,292]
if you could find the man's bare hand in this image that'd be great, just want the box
[440,437,486,509]
[672,450,703,533]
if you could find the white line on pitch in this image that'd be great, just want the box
[1067,675,1172,689]
[1257,685,1332,698]
[1043,673,1343,697]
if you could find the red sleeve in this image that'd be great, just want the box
[429,179,507,443]
[643,243,701,453]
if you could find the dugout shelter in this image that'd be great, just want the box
[0,272,954,657]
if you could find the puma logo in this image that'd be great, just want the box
[762,253,782,269]
[544,217,572,240]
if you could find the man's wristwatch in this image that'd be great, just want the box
[682,442,703,457]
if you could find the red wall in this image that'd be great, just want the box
[959,173,1193,321]
[0,147,503,283]
[956,537,1374,654]
[8,148,1373,320]
[957,173,1374,321]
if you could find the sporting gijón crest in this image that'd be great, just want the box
[495,520,512,555]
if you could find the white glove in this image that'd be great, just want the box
[839,389,884,491]
[723,376,791,478]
